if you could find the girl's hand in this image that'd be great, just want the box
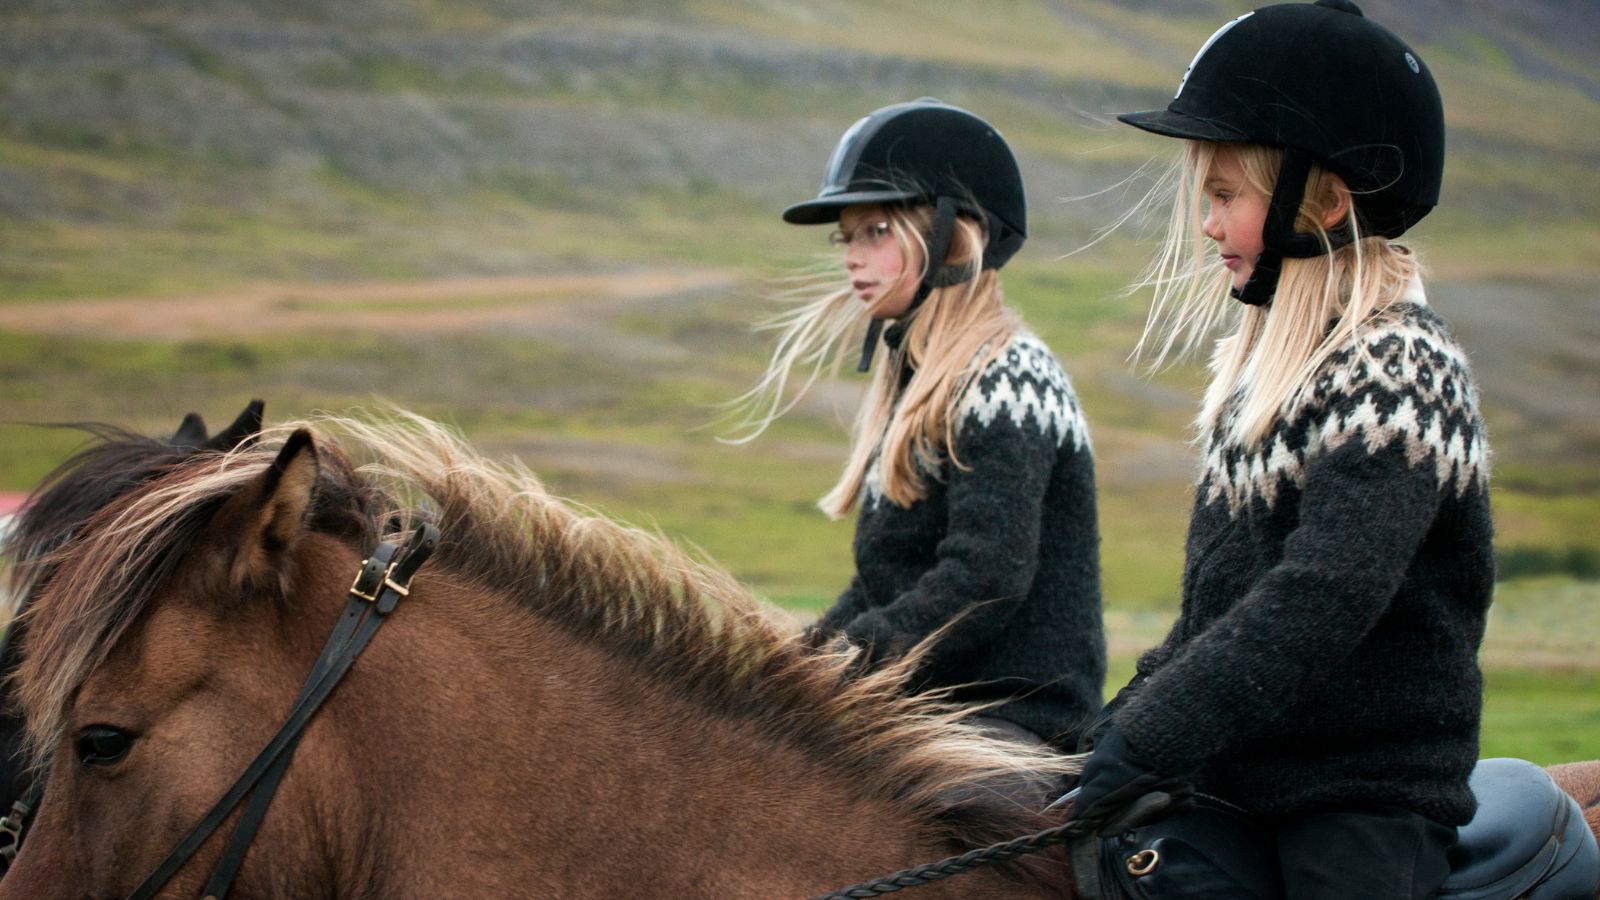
[1066,726,1195,836]
[843,609,910,671]
[798,622,837,652]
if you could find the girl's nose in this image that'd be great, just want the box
[1201,208,1223,242]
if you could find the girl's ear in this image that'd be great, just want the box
[1319,173,1353,230]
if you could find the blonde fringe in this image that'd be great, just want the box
[18,447,272,762]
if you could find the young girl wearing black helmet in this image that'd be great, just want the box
[731,99,1105,752]
[1066,2,1492,897]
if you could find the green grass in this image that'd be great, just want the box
[692,0,1177,89]
[1480,667,1600,766]
[0,289,1589,623]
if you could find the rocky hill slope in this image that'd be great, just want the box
[1,0,1595,272]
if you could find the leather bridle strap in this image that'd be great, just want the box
[126,524,438,900]
[0,591,42,871]
[199,537,416,898]
[199,537,407,900]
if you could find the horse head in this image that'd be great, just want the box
[0,401,267,874]
[3,420,389,897]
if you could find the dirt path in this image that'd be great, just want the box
[0,269,743,340]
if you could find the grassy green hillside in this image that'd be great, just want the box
[1,0,1596,761]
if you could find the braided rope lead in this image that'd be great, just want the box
[810,821,1080,899]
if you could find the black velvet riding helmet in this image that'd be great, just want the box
[784,98,1027,270]
[785,99,1027,368]
[1118,0,1445,304]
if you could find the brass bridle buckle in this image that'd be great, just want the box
[348,526,433,612]
[347,548,395,603]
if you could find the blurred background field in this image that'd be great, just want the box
[0,0,1595,763]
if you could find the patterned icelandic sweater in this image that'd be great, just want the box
[1109,295,1493,825]
[817,330,1106,748]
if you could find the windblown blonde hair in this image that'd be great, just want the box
[727,205,1019,518]
[1132,141,1423,448]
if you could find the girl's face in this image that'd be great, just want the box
[836,204,923,319]
[1201,149,1270,293]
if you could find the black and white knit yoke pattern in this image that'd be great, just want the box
[1200,302,1489,517]
[961,332,1092,450]
[863,332,1090,510]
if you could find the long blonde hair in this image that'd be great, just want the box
[1133,141,1422,448]
[728,205,1018,518]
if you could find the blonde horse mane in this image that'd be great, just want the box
[10,409,1080,851]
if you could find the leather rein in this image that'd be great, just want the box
[0,525,439,899]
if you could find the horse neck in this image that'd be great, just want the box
[326,577,1058,898]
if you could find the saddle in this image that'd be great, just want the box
[1441,758,1600,899]
[1079,758,1600,900]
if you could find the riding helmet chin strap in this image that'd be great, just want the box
[1230,147,1353,307]
[856,196,971,372]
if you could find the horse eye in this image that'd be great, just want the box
[76,725,133,767]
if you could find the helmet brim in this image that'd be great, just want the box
[781,189,920,225]
[1117,109,1251,143]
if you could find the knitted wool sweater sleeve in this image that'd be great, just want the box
[817,576,872,634]
[1115,309,1489,775]
[842,334,1090,661]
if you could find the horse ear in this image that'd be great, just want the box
[171,412,209,448]
[203,399,265,452]
[216,428,319,594]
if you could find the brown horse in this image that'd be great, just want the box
[0,411,1082,898]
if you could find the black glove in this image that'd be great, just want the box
[798,621,838,652]
[1066,726,1194,836]
[841,609,909,672]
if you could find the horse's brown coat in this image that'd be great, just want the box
[1548,761,1600,837]
[1,413,1081,898]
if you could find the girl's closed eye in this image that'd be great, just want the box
[1204,180,1236,205]
[828,221,893,249]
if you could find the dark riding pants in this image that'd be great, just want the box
[1087,800,1458,900]
[1276,805,1457,900]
